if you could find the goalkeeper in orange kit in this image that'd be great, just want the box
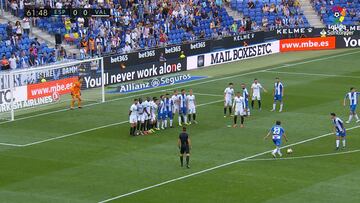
[70,76,83,109]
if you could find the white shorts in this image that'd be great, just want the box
[188,107,196,114]
[234,109,246,116]
[224,98,232,106]
[252,94,261,100]
[129,115,137,124]
[151,113,156,122]
[137,114,145,122]
[173,105,180,114]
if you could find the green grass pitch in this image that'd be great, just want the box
[0,48,360,202]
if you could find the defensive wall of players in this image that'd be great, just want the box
[0,26,359,113]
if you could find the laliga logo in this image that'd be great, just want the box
[331,6,346,24]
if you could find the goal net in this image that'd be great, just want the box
[0,57,105,121]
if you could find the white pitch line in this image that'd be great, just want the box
[1,50,359,125]
[195,93,223,97]
[266,70,360,79]
[98,125,360,203]
[6,99,224,147]
[245,149,360,162]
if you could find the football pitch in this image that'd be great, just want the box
[1,48,360,202]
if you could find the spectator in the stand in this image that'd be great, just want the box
[252,22,261,31]
[59,46,67,60]
[96,43,103,56]
[33,38,40,46]
[275,17,283,28]
[349,9,356,20]
[9,53,18,70]
[88,37,96,57]
[231,21,238,33]
[1,55,10,70]
[19,50,29,69]
[289,15,296,26]
[212,28,219,39]
[159,31,168,46]
[6,22,13,39]
[11,0,18,16]
[248,0,255,9]
[15,21,23,38]
[262,4,270,13]
[22,17,30,35]
[65,17,72,34]
[29,44,38,66]
[19,0,25,18]
[80,37,88,57]
[262,16,269,28]
[123,42,131,53]
[269,4,276,13]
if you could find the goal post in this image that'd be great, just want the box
[0,57,105,121]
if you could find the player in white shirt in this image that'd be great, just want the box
[271,78,284,112]
[343,87,360,123]
[251,78,267,110]
[150,97,159,131]
[178,89,188,126]
[143,97,153,134]
[187,89,197,124]
[129,99,139,136]
[232,92,246,128]
[171,90,181,126]
[224,83,235,117]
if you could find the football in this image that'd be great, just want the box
[287,148,293,154]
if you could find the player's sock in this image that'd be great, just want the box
[143,120,147,131]
[137,121,140,130]
[251,101,254,109]
[348,115,353,122]
[224,107,227,115]
[130,127,132,135]
[170,119,173,127]
[132,127,136,135]
[258,100,261,109]
[336,140,340,148]
[229,107,232,115]
[161,120,165,129]
[280,103,283,112]
[70,100,75,108]
[355,114,359,121]
[234,115,237,124]
[186,156,190,166]
[272,103,276,111]
[164,120,168,128]
[78,99,82,107]
[157,121,160,129]
[240,116,244,124]
[247,109,251,116]
[184,115,187,124]
[342,139,346,148]
[142,123,146,131]
[277,147,282,156]
[180,156,183,167]
[193,114,196,121]
[179,116,182,125]
[188,114,191,122]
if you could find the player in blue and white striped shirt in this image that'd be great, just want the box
[271,78,284,112]
[241,83,250,116]
[343,87,360,123]
[264,120,288,158]
[330,113,346,150]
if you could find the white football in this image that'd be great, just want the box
[287,148,293,154]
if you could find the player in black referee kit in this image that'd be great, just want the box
[178,127,191,168]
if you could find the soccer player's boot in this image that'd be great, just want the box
[186,165,190,169]
[78,106,82,109]
[185,122,190,126]
[161,127,165,130]
[346,120,350,124]
[223,115,226,118]
[179,123,183,127]
[279,110,282,112]
[342,146,346,150]
[270,109,275,112]
[155,128,160,131]
[356,120,360,123]
[232,124,237,128]
[188,122,192,125]
[240,124,244,128]
[271,152,276,158]
[278,152,282,157]
[230,115,234,117]
[193,120,198,124]
[336,147,340,151]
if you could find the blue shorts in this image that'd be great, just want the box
[350,105,357,113]
[167,111,173,119]
[273,139,281,147]
[158,113,167,120]
[274,95,282,101]
[180,107,187,115]
[336,131,346,137]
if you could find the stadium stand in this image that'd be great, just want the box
[312,0,360,25]
[230,0,311,29]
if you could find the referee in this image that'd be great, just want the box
[178,127,191,168]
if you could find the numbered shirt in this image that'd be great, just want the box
[158,100,166,114]
[233,96,245,111]
[251,83,263,95]
[274,82,284,96]
[333,117,345,133]
[137,103,144,115]
[187,95,196,108]
[171,95,180,107]
[142,100,151,114]
[271,125,285,140]
[130,104,138,116]
[164,98,173,112]
[150,101,158,114]
[345,92,359,105]
[179,94,187,108]
[224,87,234,100]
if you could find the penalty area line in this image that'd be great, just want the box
[98,125,360,203]
[245,149,360,162]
